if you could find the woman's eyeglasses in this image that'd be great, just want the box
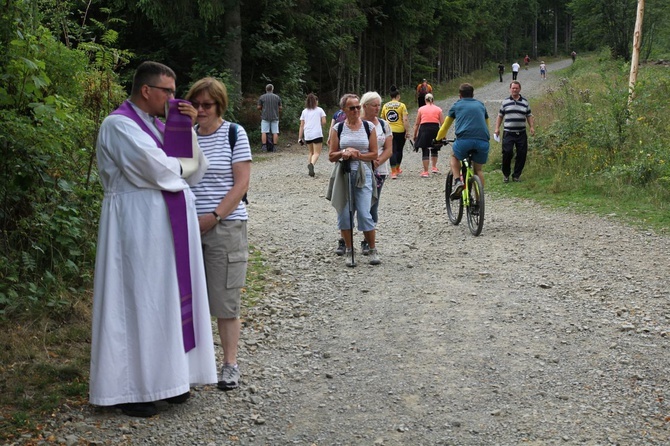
[347,105,361,111]
[192,102,216,110]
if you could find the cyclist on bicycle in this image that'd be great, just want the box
[435,83,490,199]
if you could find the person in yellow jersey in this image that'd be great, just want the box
[380,86,410,179]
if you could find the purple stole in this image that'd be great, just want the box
[111,100,196,353]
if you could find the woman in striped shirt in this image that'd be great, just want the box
[186,77,252,391]
[328,93,381,267]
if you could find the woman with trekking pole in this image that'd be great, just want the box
[327,93,380,267]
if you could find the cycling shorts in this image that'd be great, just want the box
[452,138,490,165]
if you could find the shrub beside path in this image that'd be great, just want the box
[20,59,670,446]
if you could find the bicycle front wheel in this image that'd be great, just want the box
[466,175,485,236]
[445,172,463,225]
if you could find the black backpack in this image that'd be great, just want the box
[228,123,249,205]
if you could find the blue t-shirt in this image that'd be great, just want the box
[332,109,346,124]
[448,98,489,141]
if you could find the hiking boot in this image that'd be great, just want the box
[503,176,509,183]
[345,248,356,267]
[335,238,346,256]
[360,240,370,256]
[420,171,430,178]
[218,363,240,391]
[308,163,315,177]
[450,179,464,199]
[368,248,381,265]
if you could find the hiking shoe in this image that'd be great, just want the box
[391,172,398,179]
[420,171,430,178]
[397,167,403,175]
[116,402,158,418]
[308,163,315,177]
[450,179,464,199]
[503,176,509,183]
[368,248,381,265]
[360,240,370,256]
[218,363,240,391]
[431,167,440,174]
[513,177,521,182]
[345,248,356,267]
[261,144,267,152]
[164,391,190,404]
[335,238,346,256]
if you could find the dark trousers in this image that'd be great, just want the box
[501,131,528,179]
[499,72,504,82]
[512,71,518,80]
[370,175,386,224]
[390,132,406,167]
[417,95,426,108]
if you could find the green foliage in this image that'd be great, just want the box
[0,2,127,319]
[524,56,670,229]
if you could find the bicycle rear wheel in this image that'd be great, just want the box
[466,175,485,236]
[445,172,463,225]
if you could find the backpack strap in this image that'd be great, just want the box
[227,122,248,205]
[337,120,372,141]
[379,119,387,135]
[336,121,344,140]
[228,122,238,149]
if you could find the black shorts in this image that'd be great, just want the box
[305,137,323,144]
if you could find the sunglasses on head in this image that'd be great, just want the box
[348,105,361,111]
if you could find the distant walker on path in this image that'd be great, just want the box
[415,79,433,108]
[257,84,282,152]
[512,62,520,81]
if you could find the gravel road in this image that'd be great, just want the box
[18,60,670,446]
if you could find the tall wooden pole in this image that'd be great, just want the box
[628,0,645,105]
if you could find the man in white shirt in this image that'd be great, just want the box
[512,61,520,80]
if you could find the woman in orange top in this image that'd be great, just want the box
[412,93,444,177]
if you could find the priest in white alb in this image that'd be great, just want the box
[90,61,217,418]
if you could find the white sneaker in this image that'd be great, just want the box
[368,248,381,265]
[218,363,240,391]
[345,248,356,267]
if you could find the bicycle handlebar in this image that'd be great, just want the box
[431,138,456,148]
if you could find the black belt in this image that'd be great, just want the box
[505,130,526,135]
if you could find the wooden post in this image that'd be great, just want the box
[628,0,645,105]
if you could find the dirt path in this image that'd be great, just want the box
[28,59,670,446]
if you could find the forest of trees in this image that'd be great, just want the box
[1,0,669,318]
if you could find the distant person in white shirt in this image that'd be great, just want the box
[512,61,520,80]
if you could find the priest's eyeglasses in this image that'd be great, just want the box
[147,85,176,96]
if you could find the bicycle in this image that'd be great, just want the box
[437,139,485,236]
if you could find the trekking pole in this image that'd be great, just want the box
[342,158,355,266]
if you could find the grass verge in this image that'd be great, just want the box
[0,245,268,443]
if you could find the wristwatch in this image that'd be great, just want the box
[212,211,222,222]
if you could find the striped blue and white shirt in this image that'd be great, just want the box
[192,121,252,220]
[498,95,532,133]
